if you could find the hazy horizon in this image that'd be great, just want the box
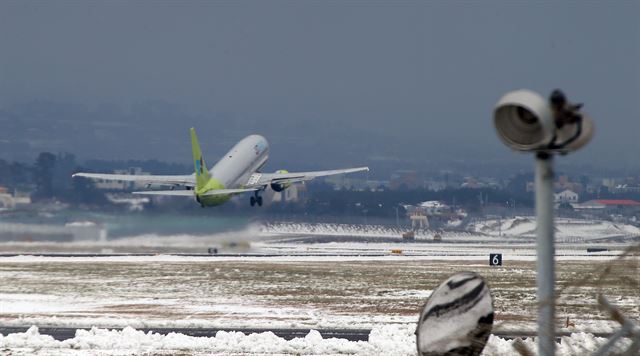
[1,1,638,174]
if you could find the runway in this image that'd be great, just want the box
[0,255,634,332]
[0,326,371,342]
[0,251,623,258]
[0,252,389,258]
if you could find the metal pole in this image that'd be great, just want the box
[535,152,556,356]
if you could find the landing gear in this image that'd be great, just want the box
[250,192,263,207]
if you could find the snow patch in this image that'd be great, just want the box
[469,217,640,241]
[0,325,632,355]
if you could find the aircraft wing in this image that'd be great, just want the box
[247,167,369,187]
[72,173,196,187]
[132,188,258,196]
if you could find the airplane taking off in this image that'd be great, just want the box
[73,128,369,207]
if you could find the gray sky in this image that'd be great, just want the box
[1,1,638,173]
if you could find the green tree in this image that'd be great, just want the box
[33,152,56,200]
[68,167,108,205]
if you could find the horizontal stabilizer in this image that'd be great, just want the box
[201,188,258,196]
[132,190,195,196]
[247,166,369,188]
[132,188,258,197]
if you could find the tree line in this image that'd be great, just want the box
[1,152,637,218]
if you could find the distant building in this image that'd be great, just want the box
[602,178,617,190]
[572,199,640,215]
[324,176,386,191]
[403,200,467,227]
[571,200,605,212]
[424,180,447,191]
[592,199,640,208]
[409,201,450,215]
[12,192,31,205]
[404,200,467,220]
[598,176,640,194]
[460,177,483,189]
[389,170,423,190]
[527,175,584,194]
[0,187,11,208]
[556,176,584,194]
[94,167,151,190]
[459,177,498,189]
[0,187,31,209]
[611,184,640,194]
[554,189,579,203]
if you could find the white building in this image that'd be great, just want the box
[0,187,31,209]
[415,201,449,215]
[554,189,579,203]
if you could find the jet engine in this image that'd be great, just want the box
[270,170,292,192]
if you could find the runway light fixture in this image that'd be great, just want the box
[493,89,594,356]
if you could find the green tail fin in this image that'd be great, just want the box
[190,128,211,190]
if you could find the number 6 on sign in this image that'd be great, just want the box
[490,253,502,266]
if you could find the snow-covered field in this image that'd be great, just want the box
[0,218,637,355]
[262,222,489,242]
[0,254,637,354]
[261,218,640,244]
[468,216,640,242]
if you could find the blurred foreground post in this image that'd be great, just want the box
[493,88,594,356]
[535,152,556,355]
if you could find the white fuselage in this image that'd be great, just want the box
[209,135,269,189]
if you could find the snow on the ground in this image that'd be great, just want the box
[0,219,635,355]
[261,222,481,240]
[483,332,632,356]
[1,311,623,336]
[108,224,265,247]
[469,217,640,241]
[0,325,631,356]
[0,294,86,314]
[0,252,624,263]
[261,218,640,244]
